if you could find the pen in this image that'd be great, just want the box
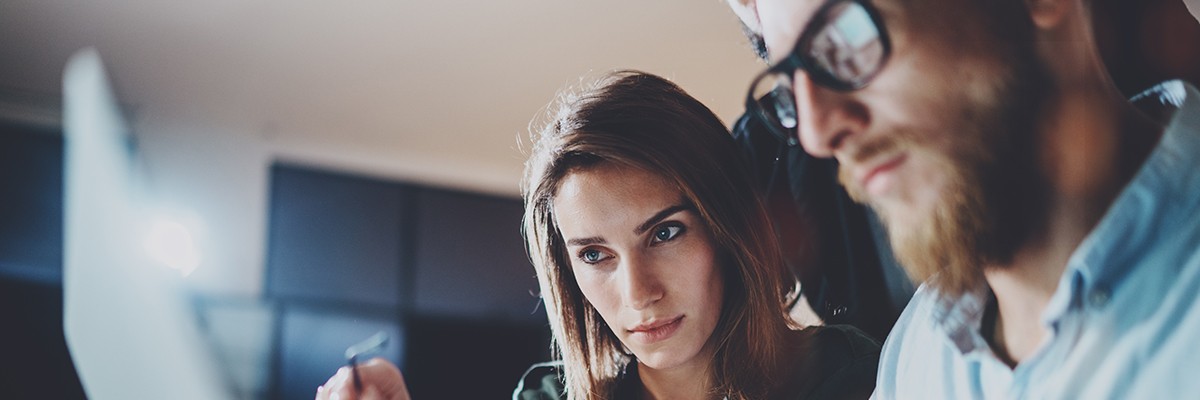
[345,331,390,393]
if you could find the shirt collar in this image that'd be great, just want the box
[931,283,992,356]
[1042,80,1200,325]
[929,80,1200,352]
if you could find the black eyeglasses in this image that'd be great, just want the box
[745,0,892,146]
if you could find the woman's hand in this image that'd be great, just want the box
[315,357,411,400]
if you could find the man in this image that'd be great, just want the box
[731,0,1200,398]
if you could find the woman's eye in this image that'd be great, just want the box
[651,224,684,243]
[580,249,607,264]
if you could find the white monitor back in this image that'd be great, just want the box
[62,48,230,400]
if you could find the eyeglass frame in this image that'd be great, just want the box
[744,0,893,146]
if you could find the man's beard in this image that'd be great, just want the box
[839,59,1049,297]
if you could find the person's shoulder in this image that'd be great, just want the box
[512,361,566,400]
[796,324,881,360]
[877,283,946,360]
[882,282,944,342]
[874,283,956,398]
[778,325,880,399]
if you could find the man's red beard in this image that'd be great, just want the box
[839,130,993,297]
[836,69,1047,297]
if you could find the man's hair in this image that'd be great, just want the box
[726,0,769,60]
[740,21,769,61]
[522,70,792,399]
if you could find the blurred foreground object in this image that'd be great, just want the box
[61,48,230,400]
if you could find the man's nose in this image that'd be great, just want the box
[793,72,869,159]
[620,255,664,310]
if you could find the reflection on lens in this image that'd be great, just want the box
[771,84,798,129]
[810,2,884,85]
[748,70,800,144]
[831,3,876,49]
[753,74,798,133]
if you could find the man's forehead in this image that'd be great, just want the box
[751,0,824,63]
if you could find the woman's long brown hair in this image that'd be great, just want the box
[522,70,793,399]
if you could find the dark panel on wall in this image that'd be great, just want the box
[0,123,83,398]
[403,315,551,399]
[276,305,404,400]
[411,189,542,322]
[264,165,555,399]
[0,279,86,399]
[0,123,63,283]
[266,164,408,307]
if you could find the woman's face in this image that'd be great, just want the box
[552,163,725,372]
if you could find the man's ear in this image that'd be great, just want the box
[1026,0,1074,29]
[727,0,762,35]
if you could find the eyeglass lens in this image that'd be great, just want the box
[750,76,799,144]
[805,2,885,85]
[749,0,885,144]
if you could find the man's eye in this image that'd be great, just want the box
[651,225,684,243]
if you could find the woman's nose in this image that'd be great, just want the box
[620,255,664,310]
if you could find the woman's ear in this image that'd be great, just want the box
[1026,0,1074,29]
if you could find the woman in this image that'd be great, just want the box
[515,70,877,399]
[316,71,878,400]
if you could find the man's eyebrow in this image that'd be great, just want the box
[634,204,693,235]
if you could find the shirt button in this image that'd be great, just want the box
[1089,289,1110,308]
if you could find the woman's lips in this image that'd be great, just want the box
[627,315,684,344]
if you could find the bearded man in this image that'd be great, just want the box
[731,0,1200,397]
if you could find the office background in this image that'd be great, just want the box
[2,0,1199,398]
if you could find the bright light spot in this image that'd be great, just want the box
[144,217,201,276]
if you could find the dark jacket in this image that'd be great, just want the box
[513,325,880,400]
[731,113,914,342]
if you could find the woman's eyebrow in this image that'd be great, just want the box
[564,203,693,247]
[634,204,692,235]
[566,237,605,247]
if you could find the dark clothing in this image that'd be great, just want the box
[512,325,880,399]
[731,113,914,342]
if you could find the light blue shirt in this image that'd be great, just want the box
[873,80,1200,400]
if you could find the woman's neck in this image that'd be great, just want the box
[636,345,717,400]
